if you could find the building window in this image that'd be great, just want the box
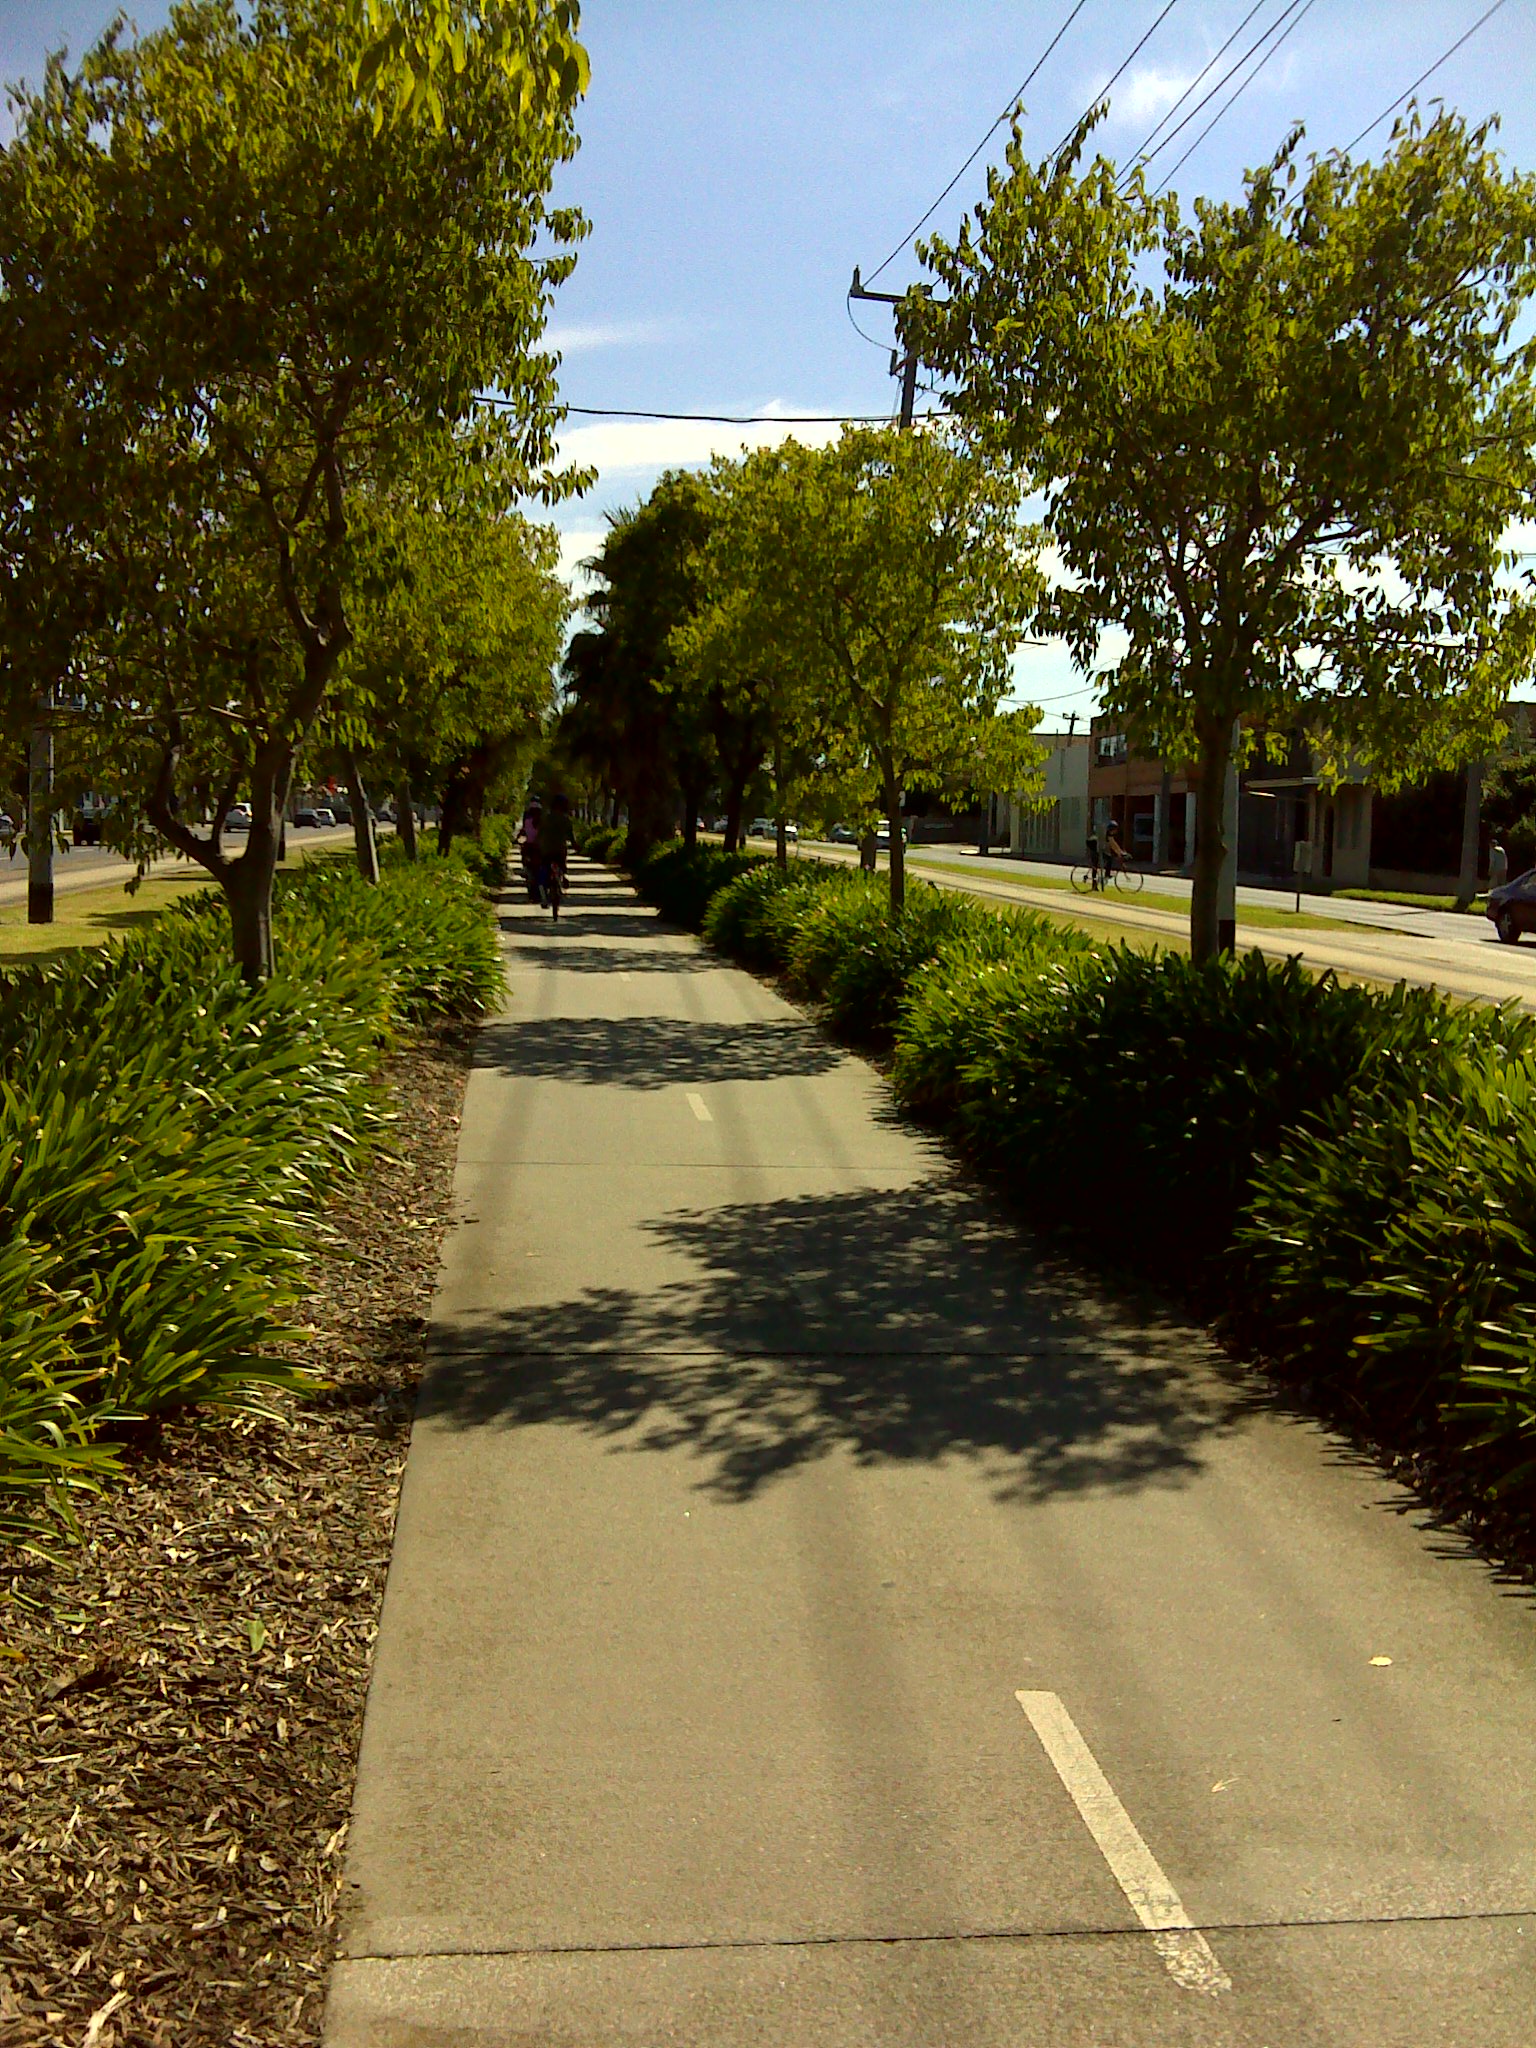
[1095,733,1128,764]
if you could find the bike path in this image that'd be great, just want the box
[325,858,1536,2046]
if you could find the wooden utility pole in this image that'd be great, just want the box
[850,269,919,429]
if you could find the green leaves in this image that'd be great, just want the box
[911,107,1536,957]
[0,854,501,1541]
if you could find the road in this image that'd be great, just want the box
[325,858,1536,2047]
[0,824,362,909]
[798,840,1536,1010]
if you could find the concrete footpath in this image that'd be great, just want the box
[324,859,1536,2046]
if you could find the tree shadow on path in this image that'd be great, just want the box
[421,1182,1250,1506]
[472,1012,842,1089]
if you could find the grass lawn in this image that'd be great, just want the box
[0,872,215,962]
[898,850,1354,933]
[1333,886,1479,912]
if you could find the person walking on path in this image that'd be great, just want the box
[1489,837,1509,893]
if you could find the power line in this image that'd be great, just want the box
[861,0,1091,288]
[1118,0,1272,185]
[1341,0,1509,156]
[1132,0,1307,186]
[1152,0,1321,196]
[1047,0,1185,161]
[555,405,950,425]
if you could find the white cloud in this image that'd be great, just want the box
[1106,65,1199,127]
[555,406,848,479]
[554,526,607,592]
[545,318,676,355]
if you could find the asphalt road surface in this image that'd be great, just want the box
[0,824,362,908]
[326,859,1536,2047]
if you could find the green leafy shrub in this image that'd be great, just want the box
[631,840,766,931]
[701,859,848,971]
[579,821,628,863]
[0,857,502,1536]
[1238,1043,1536,1491]
[785,878,1077,1047]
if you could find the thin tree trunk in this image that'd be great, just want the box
[1456,759,1484,910]
[1189,717,1234,966]
[396,776,417,859]
[884,771,905,915]
[345,752,379,885]
[682,781,700,852]
[224,839,278,984]
[27,691,53,926]
[773,738,787,871]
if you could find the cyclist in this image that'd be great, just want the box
[534,792,574,914]
[1085,825,1102,890]
[1103,817,1129,884]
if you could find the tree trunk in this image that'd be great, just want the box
[345,752,379,885]
[681,780,700,852]
[1456,758,1484,910]
[396,776,417,860]
[27,692,53,926]
[884,771,905,915]
[773,738,787,871]
[224,836,277,984]
[1189,718,1235,966]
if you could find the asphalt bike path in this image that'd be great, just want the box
[325,858,1536,2045]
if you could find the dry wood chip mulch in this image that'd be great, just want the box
[0,1019,477,2048]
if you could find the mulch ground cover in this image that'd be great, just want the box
[0,1019,476,2048]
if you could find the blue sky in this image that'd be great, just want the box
[6,1,1534,722]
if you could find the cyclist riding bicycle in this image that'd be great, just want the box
[1102,818,1129,884]
[534,793,574,912]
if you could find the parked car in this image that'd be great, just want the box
[224,805,252,833]
[0,813,13,844]
[828,823,855,844]
[749,818,797,841]
[1486,868,1536,943]
[293,808,319,828]
[875,819,907,850]
[311,806,336,829]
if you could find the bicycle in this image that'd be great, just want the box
[537,856,566,921]
[1069,857,1144,895]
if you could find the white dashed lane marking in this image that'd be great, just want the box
[1015,1690,1231,1998]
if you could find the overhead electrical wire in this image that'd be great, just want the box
[860,0,1091,287]
[555,404,950,425]
[1127,0,1309,187]
[1340,0,1508,155]
[1117,0,1272,185]
[1046,0,1185,161]
[1151,0,1322,196]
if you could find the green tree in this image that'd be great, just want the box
[332,495,566,866]
[910,110,1536,961]
[716,428,1043,912]
[560,473,717,860]
[0,0,585,978]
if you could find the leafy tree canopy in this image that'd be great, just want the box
[908,108,1536,958]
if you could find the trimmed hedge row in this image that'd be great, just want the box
[1,854,504,1540]
[598,838,1536,1519]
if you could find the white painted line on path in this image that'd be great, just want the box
[1015,1690,1230,1998]
[686,1092,713,1123]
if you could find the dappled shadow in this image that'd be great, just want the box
[420,1183,1246,1504]
[504,941,719,976]
[473,1012,841,1088]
